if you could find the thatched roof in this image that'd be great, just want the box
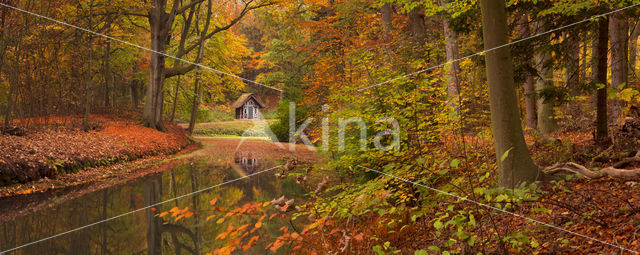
[231,93,265,109]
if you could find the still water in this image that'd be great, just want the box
[0,139,313,254]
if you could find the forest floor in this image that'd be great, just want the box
[0,113,192,193]
[293,129,640,254]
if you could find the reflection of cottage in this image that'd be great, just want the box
[234,152,261,174]
[232,93,265,120]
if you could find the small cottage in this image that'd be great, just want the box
[232,93,265,120]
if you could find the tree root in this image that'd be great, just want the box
[543,161,640,179]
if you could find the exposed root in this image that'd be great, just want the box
[543,161,640,179]
[543,162,602,179]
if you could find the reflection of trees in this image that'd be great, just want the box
[146,169,199,255]
[144,174,162,255]
[0,148,310,254]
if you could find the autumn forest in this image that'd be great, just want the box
[1,0,640,254]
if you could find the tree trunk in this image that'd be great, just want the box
[4,0,32,130]
[187,36,207,134]
[479,0,540,187]
[443,17,461,114]
[519,14,537,130]
[0,0,9,80]
[103,41,111,107]
[564,31,580,96]
[609,13,628,118]
[169,75,180,122]
[594,19,609,143]
[535,20,558,135]
[630,21,639,77]
[144,3,170,131]
[408,7,425,44]
[82,0,93,132]
[380,3,392,40]
[187,70,200,134]
[133,79,143,109]
[581,37,588,84]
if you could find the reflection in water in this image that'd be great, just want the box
[234,151,262,174]
[0,145,308,254]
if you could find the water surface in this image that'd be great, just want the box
[0,139,315,254]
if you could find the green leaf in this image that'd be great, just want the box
[455,231,470,240]
[372,245,386,255]
[434,220,444,230]
[450,159,460,168]
[415,250,429,255]
[467,235,477,246]
[500,147,514,162]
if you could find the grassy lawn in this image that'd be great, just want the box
[190,119,277,137]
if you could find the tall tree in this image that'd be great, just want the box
[609,12,628,118]
[519,13,537,130]
[380,3,392,40]
[83,0,94,132]
[479,0,540,187]
[535,19,558,135]
[142,0,268,131]
[408,7,425,44]
[4,0,32,130]
[564,31,580,95]
[594,18,609,142]
[629,21,639,77]
[443,15,461,113]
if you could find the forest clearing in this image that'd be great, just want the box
[1,0,640,254]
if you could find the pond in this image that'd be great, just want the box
[0,139,318,254]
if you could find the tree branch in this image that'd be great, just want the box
[175,0,205,15]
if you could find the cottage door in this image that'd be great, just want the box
[247,100,255,119]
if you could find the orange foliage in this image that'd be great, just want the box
[0,114,190,184]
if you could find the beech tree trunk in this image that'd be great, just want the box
[103,41,111,107]
[609,13,628,118]
[380,3,392,40]
[564,31,580,95]
[519,14,537,130]
[443,17,461,113]
[144,1,172,131]
[142,0,256,131]
[581,37,588,84]
[5,0,31,130]
[169,75,180,122]
[630,21,639,76]
[594,19,609,143]
[82,0,93,132]
[535,20,558,135]
[187,69,201,134]
[479,0,540,187]
[408,7,425,44]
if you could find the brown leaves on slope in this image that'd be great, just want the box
[0,116,189,184]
